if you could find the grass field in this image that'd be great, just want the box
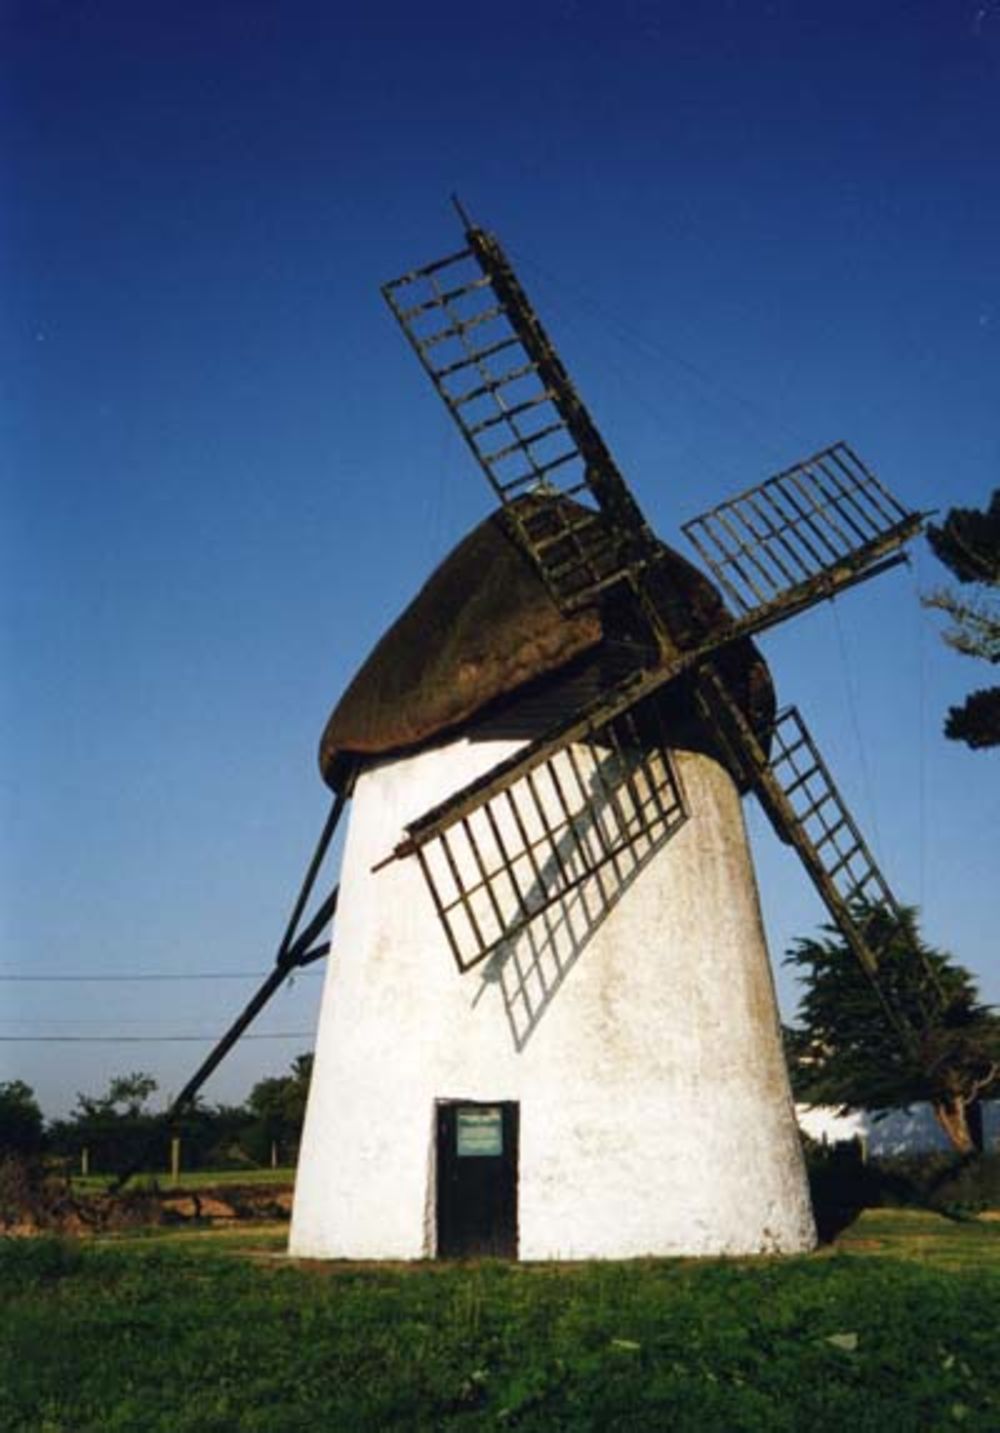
[2,1211,998,1431]
[68,1167,296,1194]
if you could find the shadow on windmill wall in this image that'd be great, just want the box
[470,750,688,1050]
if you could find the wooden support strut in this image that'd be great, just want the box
[110,788,349,1190]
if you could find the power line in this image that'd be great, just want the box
[509,243,813,455]
[0,1034,312,1045]
[0,970,324,983]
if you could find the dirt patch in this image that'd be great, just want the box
[0,1156,293,1237]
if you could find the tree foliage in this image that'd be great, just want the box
[245,1053,313,1164]
[47,1072,164,1175]
[10,1055,315,1175]
[785,905,999,1153]
[75,1071,159,1121]
[0,1081,45,1156]
[924,489,1000,749]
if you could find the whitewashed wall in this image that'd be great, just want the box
[290,730,815,1260]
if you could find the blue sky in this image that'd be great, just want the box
[3,1,998,1119]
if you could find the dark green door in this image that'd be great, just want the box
[436,1101,519,1258]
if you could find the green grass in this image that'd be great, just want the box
[96,1206,1000,1271]
[93,1221,292,1255]
[2,1212,999,1431]
[68,1167,296,1194]
[836,1208,1000,1272]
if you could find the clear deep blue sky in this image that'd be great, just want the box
[3,1,998,1119]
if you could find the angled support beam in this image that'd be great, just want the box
[110,789,349,1189]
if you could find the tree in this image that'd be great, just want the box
[75,1071,158,1121]
[0,1080,45,1156]
[785,905,999,1154]
[924,489,1000,749]
[179,1101,256,1170]
[245,1054,313,1165]
[49,1071,162,1175]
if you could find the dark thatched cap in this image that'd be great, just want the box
[320,497,775,791]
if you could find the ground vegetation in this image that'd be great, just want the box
[1,1222,997,1430]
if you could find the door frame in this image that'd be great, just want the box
[435,1099,519,1259]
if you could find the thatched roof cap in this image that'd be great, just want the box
[320,497,774,791]
[320,502,601,787]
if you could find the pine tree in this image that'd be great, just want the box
[785,905,999,1154]
[924,489,1000,749]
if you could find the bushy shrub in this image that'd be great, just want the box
[803,1139,1000,1235]
[803,1139,882,1241]
[875,1151,1000,1214]
[0,1153,39,1228]
[0,1154,78,1231]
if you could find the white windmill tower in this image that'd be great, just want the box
[288,501,814,1260]
[149,206,937,1259]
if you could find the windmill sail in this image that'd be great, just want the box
[689,665,940,1040]
[681,443,923,621]
[402,704,687,972]
[376,494,923,930]
[382,219,657,612]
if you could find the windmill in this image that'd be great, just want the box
[151,203,937,1258]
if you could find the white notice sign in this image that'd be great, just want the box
[456,1106,503,1157]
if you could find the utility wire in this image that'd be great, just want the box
[830,600,884,867]
[0,969,325,982]
[911,548,929,909]
[0,1032,314,1044]
[509,243,814,455]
